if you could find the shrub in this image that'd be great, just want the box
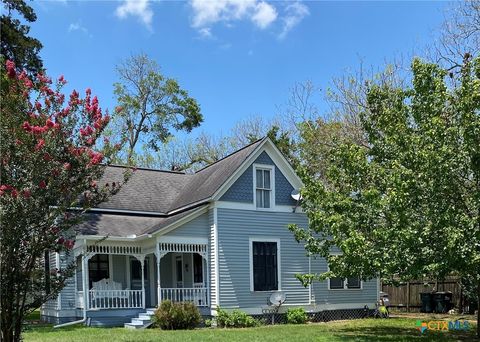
[153,300,201,330]
[216,307,259,328]
[286,307,308,324]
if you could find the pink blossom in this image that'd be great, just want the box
[46,119,55,128]
[58,75,66,84]
[64,240,75,250]
[86,88,91,95]
[57,237,65,245]
[63,162,71,171]
[35,139,45,151]
[22,121,32,132]
[32,126,47,135]
[43,153,52,161]
[88,151,103,165]
[11,189,18,198]
[39,180,47,189]
[24,78,33,89]
[22,189,31,199]
[5,60,16,79]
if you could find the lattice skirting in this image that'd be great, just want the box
[249,308,374,325]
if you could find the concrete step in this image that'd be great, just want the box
[137,315,153,320]
[145,308,156,315]
[124,322,144,329]
[133,317,151,323]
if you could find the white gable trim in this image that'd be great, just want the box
[212,138,303,201]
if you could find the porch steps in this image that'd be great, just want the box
[124,308,156,329]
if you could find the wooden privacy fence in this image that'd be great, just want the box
[381,276,462,311]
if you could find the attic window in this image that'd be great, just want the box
[254,164,274,209]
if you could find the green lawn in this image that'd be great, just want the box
[23,313,478,342]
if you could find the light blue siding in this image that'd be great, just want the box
[217,208,310,309]
[220,151,296,206]
[310,257,378,306]
[163,212,209,238]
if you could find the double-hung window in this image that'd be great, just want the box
[329,276,362,290]
[251,240,279,291]
[255,166,273,209]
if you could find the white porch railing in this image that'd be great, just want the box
[86,289,143,309]
[161,288,208,307]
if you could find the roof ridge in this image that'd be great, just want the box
[106,164,188,175]
[194,137,266,173]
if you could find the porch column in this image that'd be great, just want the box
[205,256,210,307]
[82,250,89,310]
[141,259,145,309]
[155,251,161,307]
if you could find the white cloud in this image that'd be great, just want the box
[68,22,88,34]
[115,0,153,30]
[251,2,277,29]
[278,1,309,40]
[190,0,277,34]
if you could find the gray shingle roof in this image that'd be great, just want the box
[96,138,264,214]
[76,205,208,237]
[79,138,265,237]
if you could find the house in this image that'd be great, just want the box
[41,137,379,327]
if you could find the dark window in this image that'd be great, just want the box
[346,277,361,289]
[175,257,183,282]
[193,253,203,284]
[329,277,344,289]
[252,241,278,291]
[44,251,51,294]
[131,259,148,280]
[88,254,109,288]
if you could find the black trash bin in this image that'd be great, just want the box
[433,292,452,313]
[420,292,434,313]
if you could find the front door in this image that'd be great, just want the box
[193,253,204,287]
[130,258,150,307]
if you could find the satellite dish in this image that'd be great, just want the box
[269,291,286,306]
[291,189,302,201]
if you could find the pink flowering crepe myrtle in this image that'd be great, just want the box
[0,59,134,341]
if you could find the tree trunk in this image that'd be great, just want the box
[477,278,479,338]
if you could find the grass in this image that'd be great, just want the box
[22,313,478,342]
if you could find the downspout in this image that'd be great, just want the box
[54,240,88,328]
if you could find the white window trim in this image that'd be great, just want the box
[252,163,275,210]
[249,237,281,292]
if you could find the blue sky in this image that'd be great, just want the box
[30,0,449,137]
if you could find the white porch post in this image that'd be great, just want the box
[155,245,161,307]
[206,257,210,307]
[141,259,145,309]
[82,249,89,310]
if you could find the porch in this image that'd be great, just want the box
[74,239,209,311]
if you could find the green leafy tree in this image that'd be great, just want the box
[289,56,480,335]
[0,0,43,74]
[0,60,127,342]
[112,54,202,163]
